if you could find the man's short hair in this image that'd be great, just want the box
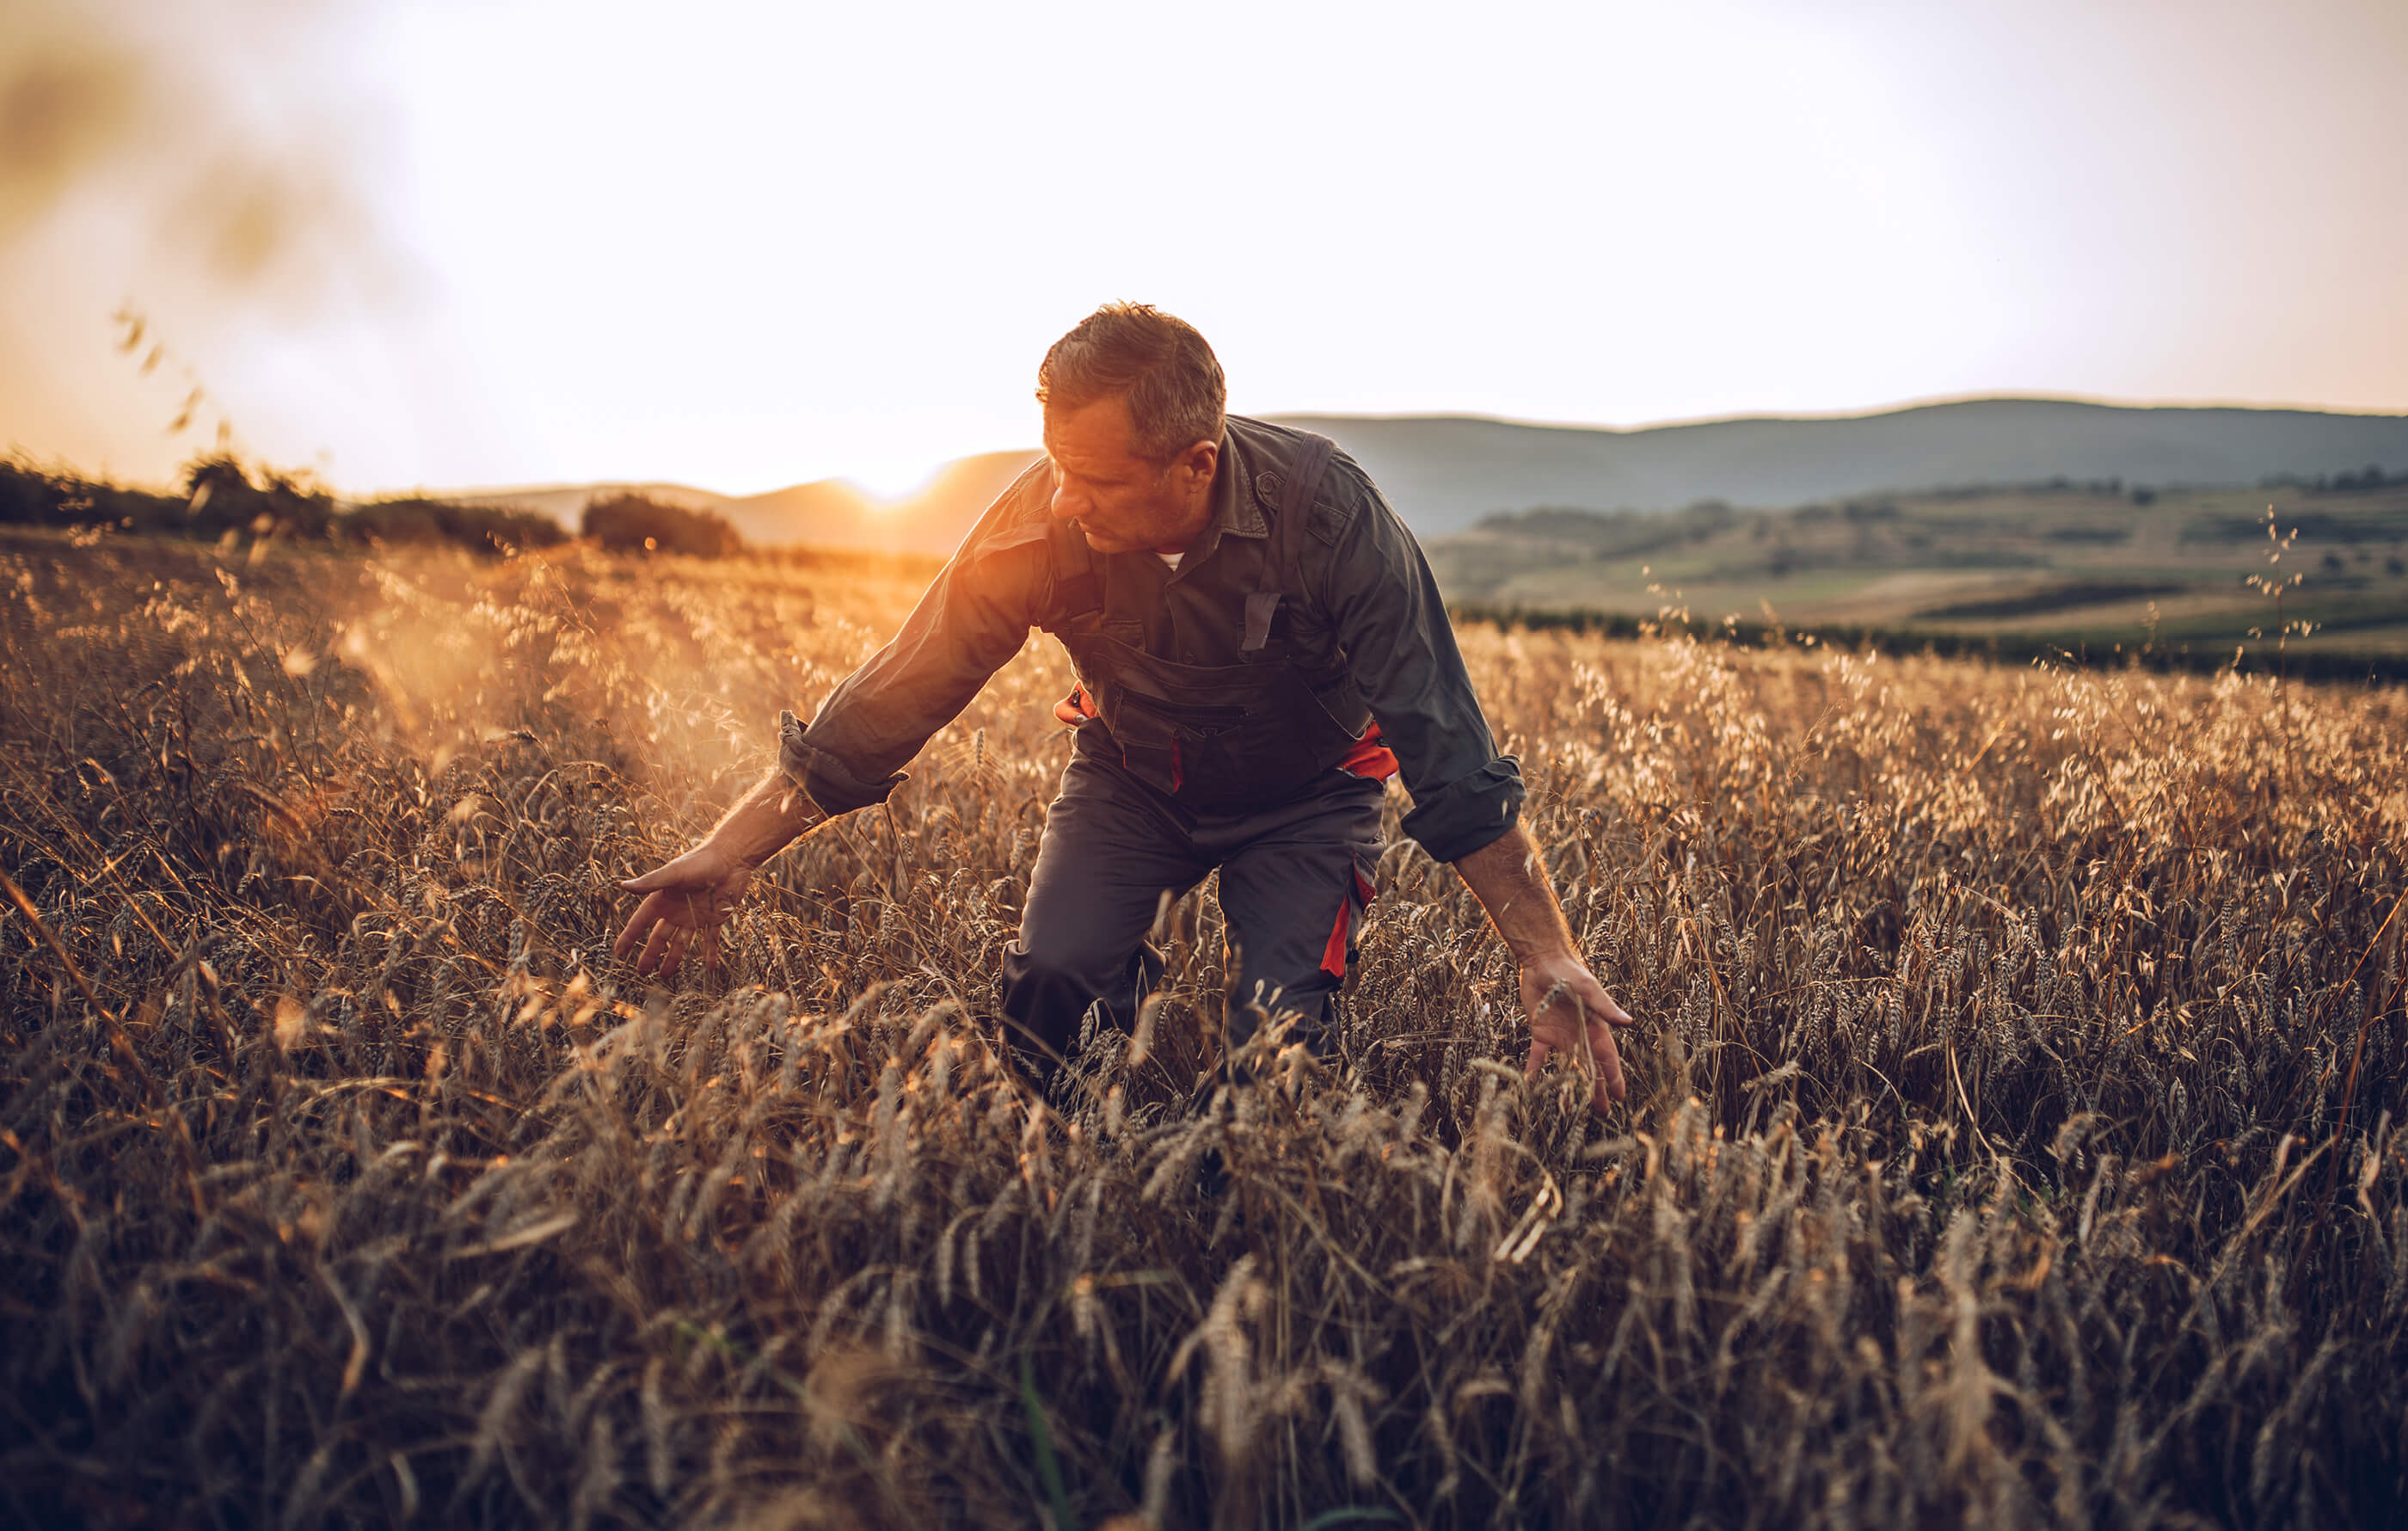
[1036,303,1227,464]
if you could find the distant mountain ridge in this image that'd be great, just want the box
[1273,399,2408,535]
[434,397,2408,556]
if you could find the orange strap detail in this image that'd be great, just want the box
[1337,722,1400,782]
[1320,869,1378,980]
[1319,898,1351,979]
[1052,683,1101,727]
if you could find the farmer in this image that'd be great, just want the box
[612,304,1638,1110]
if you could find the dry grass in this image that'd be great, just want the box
[2,525,2403,1528]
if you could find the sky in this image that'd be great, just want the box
[3,0,2405,499]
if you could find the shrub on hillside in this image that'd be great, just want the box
[1,456,184,532]
[1,454,569,558]
[337,497,570,555]
[0,458,66,525]
[581,494,742,556]
[179,453,337,541]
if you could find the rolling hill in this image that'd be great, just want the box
[427,452,1041,558]
[1276,398,2408,534]
[432,397,2408,556]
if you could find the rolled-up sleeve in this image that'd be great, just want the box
[1318,471,1525,863]
[780,469,1053,815]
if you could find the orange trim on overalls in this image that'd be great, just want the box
[1336,723,1399,782]
[1319,867,1380,979]
[1054,683,1102,727]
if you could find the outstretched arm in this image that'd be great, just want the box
[1452,821,1638,1112]
[1309,464,1638,1110]
[611,768,827,979]
[611,464,1058,981]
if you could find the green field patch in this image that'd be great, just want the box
[1912,579,2188,621]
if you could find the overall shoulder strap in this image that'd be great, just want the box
[1240,433,1336,654]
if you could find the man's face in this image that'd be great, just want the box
[1042,394,1217,554]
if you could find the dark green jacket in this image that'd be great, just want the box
[780,415,1523,864]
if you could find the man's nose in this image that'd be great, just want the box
[1049,484,1085,523]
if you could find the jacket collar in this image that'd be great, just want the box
[1215,425,1271,540]
[1164,422,1268,575]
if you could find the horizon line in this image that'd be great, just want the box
[133,387,2408,505]
[1264,390,2408,436]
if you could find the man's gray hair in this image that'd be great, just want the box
[1036,303,1227,464]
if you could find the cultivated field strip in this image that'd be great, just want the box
[2,531,2404,1528]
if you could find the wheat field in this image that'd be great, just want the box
[2,526,2403,1528]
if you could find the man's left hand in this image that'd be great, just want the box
[1520,952,1637,1111]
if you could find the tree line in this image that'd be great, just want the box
[1,454,746,560]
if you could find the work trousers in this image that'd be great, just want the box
[998,748,1385,1087]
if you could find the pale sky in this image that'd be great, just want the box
[3,0,2405,498]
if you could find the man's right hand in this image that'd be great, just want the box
[613,844,753,980]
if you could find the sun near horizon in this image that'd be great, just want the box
[838,454,952,507]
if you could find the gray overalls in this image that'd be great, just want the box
[1000,434,1384,1084]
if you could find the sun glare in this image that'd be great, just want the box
[839,453,948,506]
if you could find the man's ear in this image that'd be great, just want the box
[1173,436,1218,486]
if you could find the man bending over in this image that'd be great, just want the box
[613,303,1638,1110]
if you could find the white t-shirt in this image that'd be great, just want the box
[1157,550,1182,571]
